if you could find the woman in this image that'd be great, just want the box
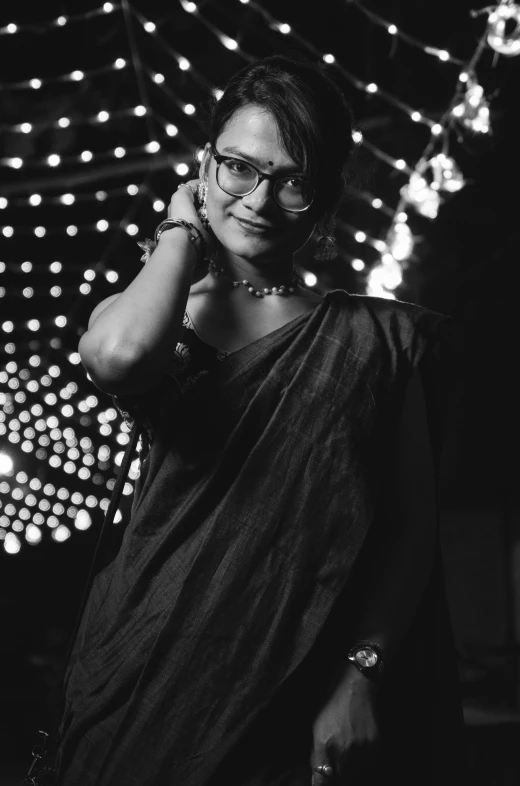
[56,55,465,785]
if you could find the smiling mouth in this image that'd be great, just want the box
[233,216,278,233]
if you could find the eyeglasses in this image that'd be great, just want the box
[211,146,314,213]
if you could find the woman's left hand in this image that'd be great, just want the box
[310,664,381,784]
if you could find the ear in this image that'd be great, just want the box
[198,142,212,180]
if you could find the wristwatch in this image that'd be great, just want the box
[347,641,385,680]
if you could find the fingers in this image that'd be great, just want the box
[311,767,336,786]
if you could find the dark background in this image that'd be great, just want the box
[1,0,519,783]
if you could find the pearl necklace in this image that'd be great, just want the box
[208,260,298,297]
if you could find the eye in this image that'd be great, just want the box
[283,177,305,189]
[226,159,253,174]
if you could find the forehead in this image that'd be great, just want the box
[215,104,298,170]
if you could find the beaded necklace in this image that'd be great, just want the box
[207,259,298,298]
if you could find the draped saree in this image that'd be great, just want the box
[55,289,466,785]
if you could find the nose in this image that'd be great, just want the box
[240,178,274,212]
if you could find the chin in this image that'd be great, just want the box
[215,224,289,262]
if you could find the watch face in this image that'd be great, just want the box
[355,648,378,668]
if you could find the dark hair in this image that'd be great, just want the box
[206,54,355,225]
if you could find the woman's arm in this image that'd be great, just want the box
[344,363,437,664]
[311,365,439,783]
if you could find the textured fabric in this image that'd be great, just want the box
[55,289,465,785]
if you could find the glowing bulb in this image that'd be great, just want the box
[98,111,109,122]
[179,58,190,71]
[127,184,138,195]
[213,89,224,101]
[222,36,238,50]
[154,73,165,83]
[20,123,32,133]
[114,147,126,158]
[57,16,67,26]
[352,130,363,144]
[10,157,23,169]
[126,224,138,236]
[97,220,109,232]
[29,194,42,206]
[58,117,70,128]
[153,200,165,212]
[34,227,46,237]
[48,154,61,167]
[437,50,450,61]
[0,198,8,208]
[388,24,397,35]
[303,272,317,287]
[352,259,365,271]
[278,23,291,34]
[144,21,156,32]
[146,141,160,153]
[372,198,382,209]
[355,231,367,243]
[395,159,406,170]
[7,23,17,33]
[184,103,195,115]
[70,70,84,81]
[115,58,126,69]
[134,105,146,116]
[396,212,408,223]
[81,150,93,162]
[61,193,75,205]
[66,225,78,236]
[2,227,14,237]
[176,163,189,176]
[323,54,335,64]
[103,2,114,11]
[166,124,178,136]
[366,83,378,93]
[431,123,442,135]
[96,190,108,201]
[30,79,42,89]
[411,111,422,122]
[184,2,197,12]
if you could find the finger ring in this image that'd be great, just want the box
[312,764,334,778]
[177,183,195,195]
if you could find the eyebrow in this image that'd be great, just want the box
[219,146,304,176]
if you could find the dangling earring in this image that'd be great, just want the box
[197,179,211,231]
[314,218,337,262]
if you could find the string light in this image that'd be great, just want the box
[2,56,128,91]
[0,3,122,37]
[400,172,441,219]
[486,2,520,56]
[348,0,464,65]
[451,72,490,133]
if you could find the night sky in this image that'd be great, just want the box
[1,0,519,780]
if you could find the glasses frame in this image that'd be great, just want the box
[210,145,314,213]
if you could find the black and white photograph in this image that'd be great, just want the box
[0,1,519,784]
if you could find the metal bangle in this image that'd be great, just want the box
[154,218,206,263]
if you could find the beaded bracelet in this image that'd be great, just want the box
[137,217,206,265]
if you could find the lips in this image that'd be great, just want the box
[233,216,278,234]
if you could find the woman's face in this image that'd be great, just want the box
[201,104,318,264]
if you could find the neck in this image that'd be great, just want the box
[213,246,295,289]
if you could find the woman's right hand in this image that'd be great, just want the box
[167,178,216,260]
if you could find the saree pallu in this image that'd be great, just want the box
[55,289,466,785]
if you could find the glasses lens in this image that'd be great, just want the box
[275,177,312,211]
[218,158,258,196]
